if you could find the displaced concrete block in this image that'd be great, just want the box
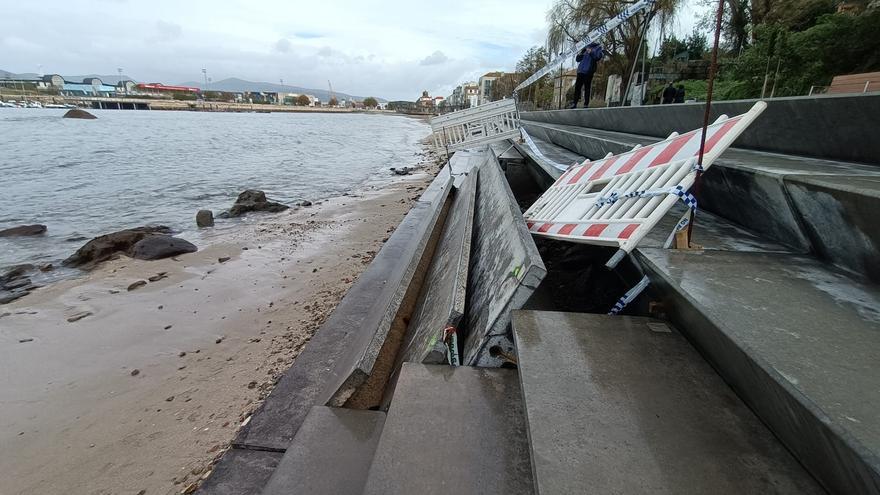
[512,310,824,495]
[463,151,546,366]
[397,170,477,366]
[262,407,385,495]
[317,173,454,408]
[362,364,533,495]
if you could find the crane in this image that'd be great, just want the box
[328,80,336,106]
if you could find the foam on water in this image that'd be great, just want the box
[0,108,429,276]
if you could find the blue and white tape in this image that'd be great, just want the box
[608,275,650,315]
[594,185,698,211]
[520,128,571,171]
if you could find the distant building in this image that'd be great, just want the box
[416,90,434,109]
[1,74,64,90]
[62,78,118,97]
[478,72,503,105]
[464,83,479,108]
[135,83,200,95]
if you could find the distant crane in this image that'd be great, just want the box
[328,80,336,106]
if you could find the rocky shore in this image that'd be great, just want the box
[0,139,444,495]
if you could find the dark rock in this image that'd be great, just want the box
[297,200,313,207]
[130,369,140,376]
[19,338,33,343]
[0,290,26,304]
[127,280,147,291]
[63,226,173,268]
[0,224,47,237]
[3,277,32,291]
[130,236,197,260]
[228,189,289,217]
[1,264,34,283]
[63,108,97,119]
[148,272,168,282]
[39,264,54,272]
[218,256,231,263]
[196,210,214,228]
[392,167,412,176]
[67,311,92,323]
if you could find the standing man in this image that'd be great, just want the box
[570,42,604,109]
[662,82,676,104]
[674,84,686,103]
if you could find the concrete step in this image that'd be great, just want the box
[520,119,880,283]
[261,406,385,495]
[362,363,534,495]
[511,310,825,495]
[636,247,880,495]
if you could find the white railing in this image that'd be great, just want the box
[430,99,521,151]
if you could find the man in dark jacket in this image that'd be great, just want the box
[662,82,676,104]
[674,84,686,103]
[570,42,604,109]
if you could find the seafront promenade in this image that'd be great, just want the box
[199,92,880,495]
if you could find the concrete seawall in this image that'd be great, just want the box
[522,94,880,164]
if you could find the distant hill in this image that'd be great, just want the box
[177,77,385,103]
[0,70,383,102]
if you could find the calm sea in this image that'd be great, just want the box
[0,108,429,278]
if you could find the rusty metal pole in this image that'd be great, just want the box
[687,0,725,245]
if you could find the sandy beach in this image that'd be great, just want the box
[0,144,443,495]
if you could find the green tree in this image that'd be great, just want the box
[363,96,378,108]
[724,8,880,98]
[658,35,688,60]
[296,94,311,106]
[685,29,709,60]
[545,0,683,103]
[328,96,339,107]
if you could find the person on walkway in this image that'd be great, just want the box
[674,84,686,103]
[662,82,676,104]
[570,42,604,109]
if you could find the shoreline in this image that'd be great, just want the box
[0,141,443,494]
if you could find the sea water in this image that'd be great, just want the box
[0,108,429,275]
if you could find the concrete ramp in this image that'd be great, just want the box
[463,151,546,366]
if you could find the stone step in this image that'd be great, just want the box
[261,406,385,495]
[362,363,534,495]
[520,119,880,283]
[635,247,880,495]
[511,310,825,495]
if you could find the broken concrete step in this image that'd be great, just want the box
[362,363,534,495]
[636,248,880,494]
[261,406,385,495]
[512,310,825,495]
[197,449,283,495]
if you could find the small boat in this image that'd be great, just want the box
[0,101,16,108]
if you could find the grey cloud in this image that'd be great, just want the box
[420,50,448,66]
[275,38,291,53]
[153,20,182,42]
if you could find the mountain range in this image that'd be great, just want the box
[1,70,384,102]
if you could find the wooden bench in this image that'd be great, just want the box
[828,71,880,94]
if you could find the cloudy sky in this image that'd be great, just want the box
[2,0,704,101]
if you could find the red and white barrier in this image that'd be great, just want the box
[524,101,767,266]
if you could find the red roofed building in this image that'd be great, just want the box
[135,83,201,95]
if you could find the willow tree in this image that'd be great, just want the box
[545,0,682,104]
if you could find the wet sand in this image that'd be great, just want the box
[0,147,443,494]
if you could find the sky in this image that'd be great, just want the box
[1,0,706,101]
